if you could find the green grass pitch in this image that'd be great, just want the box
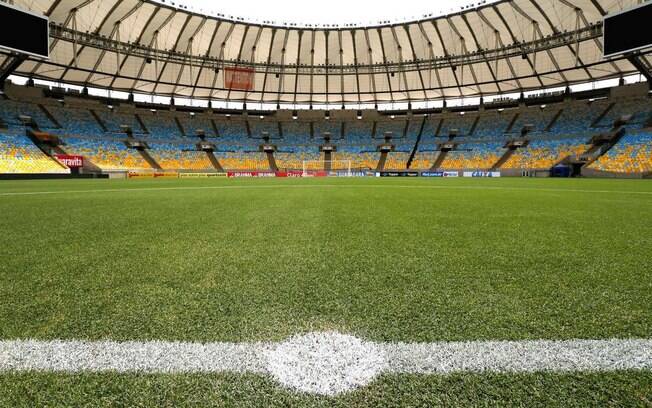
[0,177,651,406]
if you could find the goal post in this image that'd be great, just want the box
[302,160,352,177]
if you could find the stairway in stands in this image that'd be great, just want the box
[430,151,448,170]
[492,147,517,170]
[206,151,224,172]
[406,117,427,169]
[38,105,62,129]
[137,148,162,170]
[266,151,278,171]
[376,151,388,171]
[324,150,332,172]
[591,103,615,128]
[90,110,108,132]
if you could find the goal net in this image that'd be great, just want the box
[302,160,352,176]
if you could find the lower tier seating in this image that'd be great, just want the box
[440,143,505,170]
[0,132,68,174]
[503,138,589,170]
[332,152,380,170]
[384,153,411,170]
[275,152,321,170]
[410,153,437,170]
[215,152,269,170]
[149,143,214,170]
[62,137,151,170]
[590,132,652,173]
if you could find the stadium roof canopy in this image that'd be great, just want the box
[3,0,651,106]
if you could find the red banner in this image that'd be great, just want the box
[227,171,276,178]
[275,171,303,178]
[224,67,255,91]
[55,155,83,168]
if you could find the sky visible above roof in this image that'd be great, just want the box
[155,0,497,27]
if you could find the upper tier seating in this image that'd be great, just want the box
[0,100,56,129]
[511,106,557,133]
[376,120,405,139]
[344,121,373,145]
[438,114,477,137]
[250,120,281,139]
[138,112,182,139]
[214,120,248,144]
[472,110,515,139]
[95,109,144,134]
[596,97,652,128]
[553,100,610,134]
[314,121,342,139]
[46,105,104,137]
[281,122,311,145]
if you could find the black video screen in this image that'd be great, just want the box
[604,3,652,57]
[0,4,48,58]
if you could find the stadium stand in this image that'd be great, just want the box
[0,100,56,129]
[384,152,411,170]
[438,114,477,137]
[503,138,590,170]
[62,137,151,171]
[46,104,104,137]
[0,91,651,176]
[0,131,68,173]
[95,108,143,134]
[215,152,269,170]
[148,143,214,170]
[440,142,505,170]
[138,112,182,139]
[590,131,652,173]
[410,152,438,170]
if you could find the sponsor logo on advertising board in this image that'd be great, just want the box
[54,155,84,168]
[227,172,276,178]
[378,171,420,177]
[179,173,227,179]
[128,172,179,179]
[275,171,303,178]
[463,171,502,178]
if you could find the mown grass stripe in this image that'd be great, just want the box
[1,184,651,197]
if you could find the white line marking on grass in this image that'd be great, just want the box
[0,184,651,198]
[1,333,651,396]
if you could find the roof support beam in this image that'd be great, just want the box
[59,0,129,82]
[459,13,502,94]
[191,21,222,98]
[403,25,428,101]
[128,10,177,93]
[350,30,362,105]
[258,28,277,104]
[293,30,304,106]
[485,6,538,89]
[0,54,27,84]
[627,54,652,83]
[362,30,378,106]
[152,13,193,95]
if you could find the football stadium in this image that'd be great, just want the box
[0,0,651,405]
